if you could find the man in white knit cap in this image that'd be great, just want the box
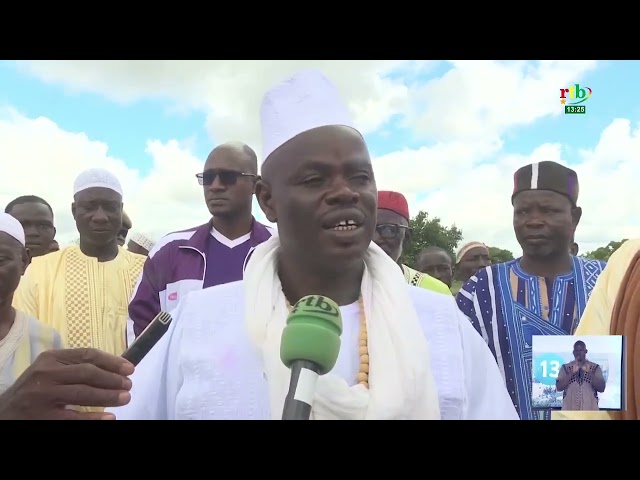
[13,168,146,357]
[127,232,155,256]
[0,213,63,395]
[109,70,517,420]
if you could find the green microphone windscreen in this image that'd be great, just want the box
[280,295,343,375]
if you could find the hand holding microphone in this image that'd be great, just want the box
[0,310,173,420]
[280,295,343,420]
[0,348,133,420]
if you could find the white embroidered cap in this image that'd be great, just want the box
[73,168,123,197]
[260,69,358,165]
[129,232,155,251]
[0,212,26,246]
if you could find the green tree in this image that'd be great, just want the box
[488,246,515,263]
[584,240,627,261]
[404,210,463,267]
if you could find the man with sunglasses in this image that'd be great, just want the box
[374,191,451,295]
[125,142,274,345]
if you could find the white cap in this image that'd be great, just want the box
[260,69,358,165]
[129,232,155,251]
[456,241,488,263]
[73,168,123,197]
[0,213,25,246]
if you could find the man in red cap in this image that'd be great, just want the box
[374,191,451,295]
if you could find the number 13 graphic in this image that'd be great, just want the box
[534,353,566,386]
[540,360,560,378]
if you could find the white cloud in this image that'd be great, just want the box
[2,60,636,257]
[0,107,270,244]
[404,121,640,255]
[401,60,598,143]
[17,60,598,150]
[16,60,424,158]
[1,106,637,255]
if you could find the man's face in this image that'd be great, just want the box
[257,126,377,270]
[513,190,580,259]
[417,251,453,287]
[117,212,132,247]
[72,187,123,248]
[0,233,28,303]
[372,209,409,263]
[8,202,55,258]
[456,247,491,282]
[200,148,256,218]
[573,343,587,362]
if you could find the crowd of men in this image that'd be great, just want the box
[0,68,638,420]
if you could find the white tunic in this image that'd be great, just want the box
[110,281,519,420]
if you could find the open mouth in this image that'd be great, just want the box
[329,219,361,231]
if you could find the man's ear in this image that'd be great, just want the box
[571,206,582,227]
[255,180,277,223]
[21,247,31,273]
[251,176,260,195]
[71,202,76,219]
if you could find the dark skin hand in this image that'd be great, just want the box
[0,348,133,420]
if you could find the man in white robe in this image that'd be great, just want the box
[110,70,518,420]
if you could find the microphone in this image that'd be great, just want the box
[121,311,172,366]
[280,295,343,420]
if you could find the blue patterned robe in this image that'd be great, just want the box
[455,256,606,420]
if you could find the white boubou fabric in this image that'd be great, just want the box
[244,235,442,420]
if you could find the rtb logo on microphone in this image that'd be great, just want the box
[291,295,340,317]
[560,83,592,115]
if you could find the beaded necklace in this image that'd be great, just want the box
[285,294,369,389]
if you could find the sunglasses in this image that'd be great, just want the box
[196,170,258,187]
[376,223,410,239]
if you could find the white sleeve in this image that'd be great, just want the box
[108,301,185,420]
[457,309,520,420]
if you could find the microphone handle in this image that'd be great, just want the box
[282,360,320,420]
[121,311,172,366]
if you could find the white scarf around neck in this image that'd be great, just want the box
[244,235,441,420]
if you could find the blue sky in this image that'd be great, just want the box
[0,60,637,252]
[0,61,209,175]
[3,60,635,172]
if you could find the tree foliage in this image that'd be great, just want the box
[487,246,515,263]
[584,239,627,261]
[403,210,463,267]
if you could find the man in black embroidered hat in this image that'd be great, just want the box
[456,160,607,420]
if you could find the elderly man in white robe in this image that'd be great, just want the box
[109,70,518,420]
